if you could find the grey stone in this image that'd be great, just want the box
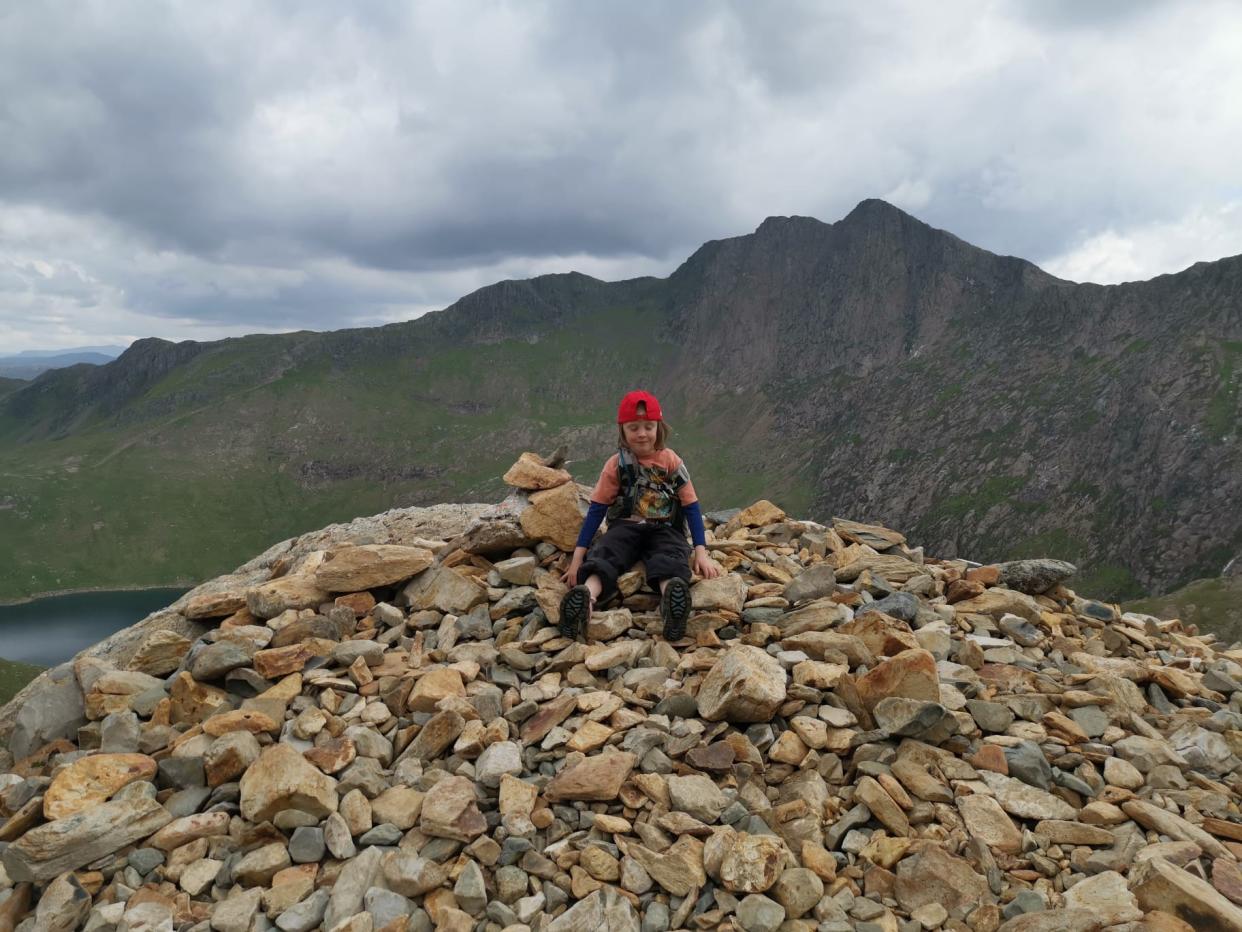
[668,773,727,823]
[546,887,640,932]
[967,700,1015,734]
[2,796,172,883]
[1068,705,1109,738]
[860,591,920,623]
[274,889,329,932]
[190,641,255,681]
[783,565,837,604]
[873,698,952,741]
[454,859,488,915]
[364,887,414,928]
[496,865,529,903]
[358,823,402,846]
[1004,741,1052,790]
[736,893,785,932]
[100,711,141,753]
[825,803,871,850]
[127,848,166,876]
[158,756,206,789]
[6,663,87,759]
[998,614,1044,647]
[995,559,1076,595]
[322,845,382,928]
[476,740,523,788]
[330,639,385,667]
[163,786,212,818]
[654,694,699,718]
[642,901,670,932]
[1052,769,1096,798]
[289,826,325,863]
[1002,889,1047,919]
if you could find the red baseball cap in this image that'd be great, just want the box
[617,390,663,424]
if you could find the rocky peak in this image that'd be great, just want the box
[1,457,1241,930]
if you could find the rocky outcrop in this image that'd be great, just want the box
[2,458,1242,930]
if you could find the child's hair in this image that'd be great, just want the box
[616,401,671,450]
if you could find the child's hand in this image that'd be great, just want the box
[693,548,721,579]
[561,555,583,587]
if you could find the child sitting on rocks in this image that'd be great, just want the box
[560,390,720,641]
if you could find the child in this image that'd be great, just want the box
[560,389,721,641]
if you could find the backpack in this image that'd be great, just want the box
[605,447,688,532]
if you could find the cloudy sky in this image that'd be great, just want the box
[4,1,1242,352]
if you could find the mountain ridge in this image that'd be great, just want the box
[1,200,1238,606]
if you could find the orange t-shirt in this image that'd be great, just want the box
[589,448,698,520]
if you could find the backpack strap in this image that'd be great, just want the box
[607,447,639,521]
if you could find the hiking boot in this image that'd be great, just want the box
[559,585,592,639]
[661,577,691,641]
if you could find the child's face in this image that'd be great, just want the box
[623,419,658,453]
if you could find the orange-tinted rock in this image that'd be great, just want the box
[407,668,466,713]
[127,630,193,676]
[519,694,577,743]
[735,500,787,527]
[946,578,986,603]
[697,645,787,723]
[419,775,487,842]
[202,709,279,737]
[545,752,637,802]
[335,592,377,617]
[502,452,573,491]
[147,811,231,851]
[304,737,357,774]
[705,827,788,893]
[43,753,158,820]
[965,566,1000,586]
[168,673,231,725]
[314,544,435,592]
[239,745,338,823]
[969,744,1009,775]
[855,649,939,711]
[246,575,329,619]
[518,480,586,552]
[251,639,335,679]
[840,612,920,658]
[182,589,248,619]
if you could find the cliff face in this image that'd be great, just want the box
[0,200,1239,601]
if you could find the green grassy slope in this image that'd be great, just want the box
[0,301,808,601]
[0,657,44,705]
[1126,576,1242,647]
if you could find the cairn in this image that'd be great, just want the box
[1,452,1241,932]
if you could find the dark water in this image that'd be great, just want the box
[0,588,187,667]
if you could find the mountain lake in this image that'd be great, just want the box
[0,588,187,667]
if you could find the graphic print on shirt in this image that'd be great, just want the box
[630,462,688,520]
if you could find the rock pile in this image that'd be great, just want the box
[2,454,1242,932]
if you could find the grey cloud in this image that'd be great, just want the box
[2,0,1241,348]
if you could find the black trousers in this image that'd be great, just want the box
[578,520,692,602]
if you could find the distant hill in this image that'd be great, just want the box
[0,346,126,379]
[0,377,27,400]
[0,200,1238,609]
[1126,575,1242,646]
[6,345,127,358]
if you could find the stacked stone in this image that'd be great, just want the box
[1,453,1241,931]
